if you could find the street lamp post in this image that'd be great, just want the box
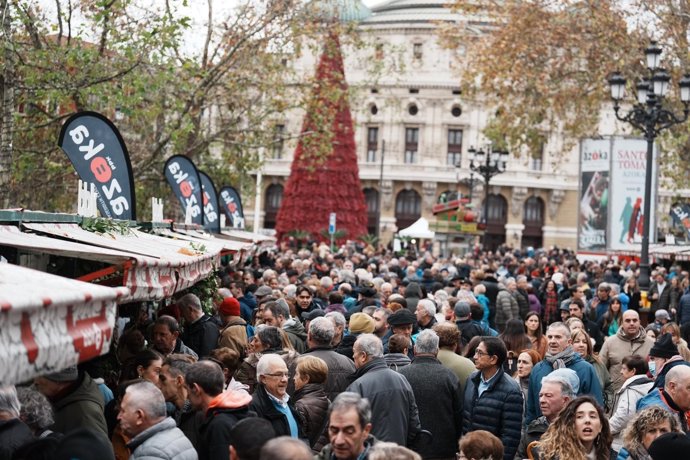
[469,145,509,249]
[457,171,476,202]
[608,41,690,291]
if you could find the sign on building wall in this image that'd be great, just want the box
[578,139,610,251]
[608,138,657,251]
[578,137,658,253]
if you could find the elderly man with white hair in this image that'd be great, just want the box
[415,298,438,331]
[118,381,197,460]
[249,354,304,439]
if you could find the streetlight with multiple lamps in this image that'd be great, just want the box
[608,41,690,291]
[468,145,509,248]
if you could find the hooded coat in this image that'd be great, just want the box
[494,288,519,333]
[404,282,422,313]
[181,314,220,359]
[50,372,108,437]
[303,346,356,401]
[293,383,330,450]
[198,390,254,460]
[599,327,655,392]
[282,318,307,353]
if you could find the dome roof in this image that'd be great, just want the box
[364,0,461,24]
[313,0,373,23]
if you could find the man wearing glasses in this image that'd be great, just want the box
[463,337,523,460]
[249,354,304,439]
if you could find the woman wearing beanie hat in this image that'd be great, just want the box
[649,333,688,390]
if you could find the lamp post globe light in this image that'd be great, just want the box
[469,144,509,249]
[608,41,690,292]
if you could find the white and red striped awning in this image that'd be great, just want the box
[0,224,221,301]
[0,263,129,385]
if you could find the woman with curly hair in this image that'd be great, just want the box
[616,405,681,460]
[525,312,547,358]
[572,329,613,411]
[531,396,614,460]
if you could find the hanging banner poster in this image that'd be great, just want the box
[218,186,245,228]
[578,139,610,251]
[164,155,203,225]
[608,138,657,251]
[198,171,220,233]
[671,203,690,240]
[58,111,137,220]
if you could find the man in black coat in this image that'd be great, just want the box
[399,329,463,460]
[249,354,304,440]
[463,337,523,460]
[185,360,253,460]
[481,272,500,329]
[178,293,220,359]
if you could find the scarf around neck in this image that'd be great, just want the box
[544,346,578,369]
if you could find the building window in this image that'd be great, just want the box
[447,129,463,165]
[405,127,419,164]
[531,141,544,171]
[264,184,284,229]
[272,125,285,159]
[413,43,423,60]
[524,196,544,223]
[367,127,378,163]
[395,189,422,230]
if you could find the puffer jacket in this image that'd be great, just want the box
[495,288,519,333]
[346,357,421,447]
[302,346,355,401]
[128,417,197,460]
[463,368,523,460]
[293,383,330,451]
[610,375,653,452]
[198,390,254,460]
[599,328,655,391]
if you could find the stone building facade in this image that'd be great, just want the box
[248,0,605,252]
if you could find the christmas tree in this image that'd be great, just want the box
[275,30,368,243]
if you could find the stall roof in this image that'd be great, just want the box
[0,263,128,385]
[219,228,276,244]
[0,225,151,266]
[397,217,435,239]
[158,227,252,252]
[19,223,221,299]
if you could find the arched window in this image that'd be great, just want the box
[264,184,283,229]
[395,189,421,230]
[363,188,379,235]
[523,196,545,249]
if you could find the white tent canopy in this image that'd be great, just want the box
[397,217,435,239]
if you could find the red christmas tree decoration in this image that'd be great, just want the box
[275,32,368,242]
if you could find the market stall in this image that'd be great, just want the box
[0,263,129,385]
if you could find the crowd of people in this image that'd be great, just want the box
[3,243,690,460]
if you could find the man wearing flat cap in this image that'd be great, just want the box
[387,309,418,359]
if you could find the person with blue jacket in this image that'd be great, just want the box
[525,322,603,426]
